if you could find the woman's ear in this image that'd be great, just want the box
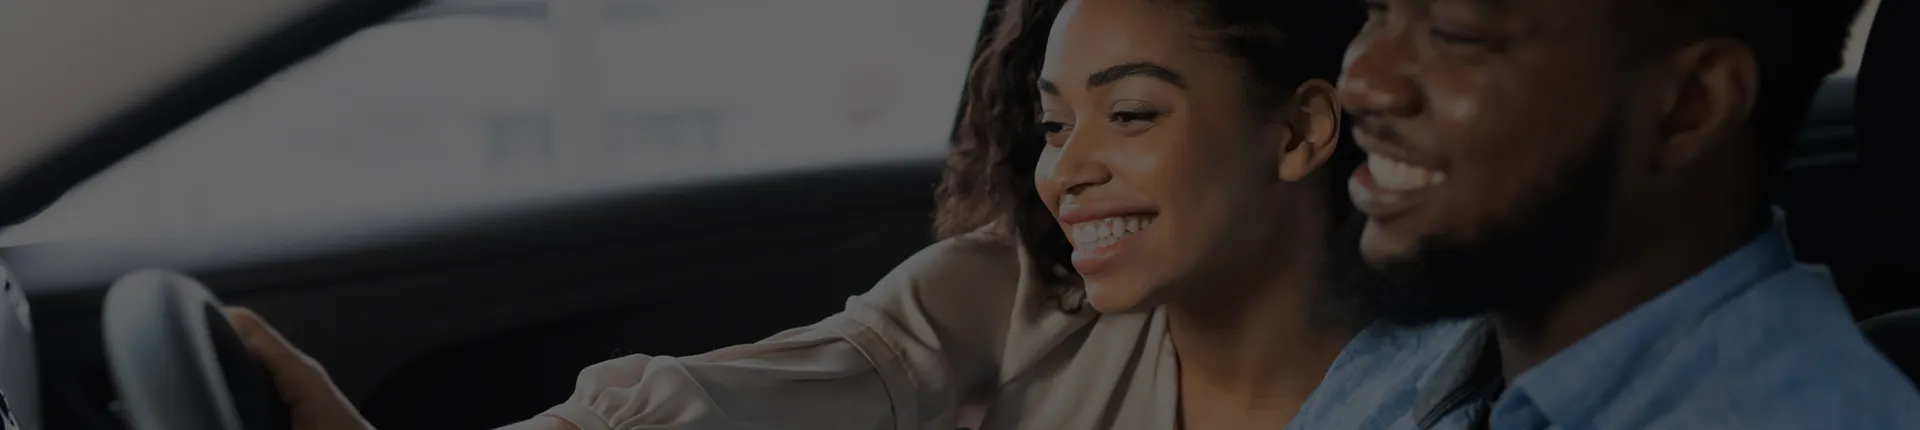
[1278,79,1341,182]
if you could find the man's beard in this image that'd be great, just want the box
[1322,135,1622,327]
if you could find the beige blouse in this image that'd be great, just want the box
[536,229,1179,430]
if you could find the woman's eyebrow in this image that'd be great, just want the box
[1037,61,1187,96]
[1088,61,1187,89]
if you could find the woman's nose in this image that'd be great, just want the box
[1041,130,1115,198]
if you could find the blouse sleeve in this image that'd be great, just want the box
[534,231,1028,430]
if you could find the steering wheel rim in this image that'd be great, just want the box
[101,270,289,430]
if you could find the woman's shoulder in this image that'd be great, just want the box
[892,228,1021,278]
[847,226,1107,380]
[857,227,1027,322]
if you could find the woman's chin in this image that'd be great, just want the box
[1082,279,1162,314]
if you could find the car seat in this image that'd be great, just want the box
[1850,0,1920,384]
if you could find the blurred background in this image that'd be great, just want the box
[0,0,988,246]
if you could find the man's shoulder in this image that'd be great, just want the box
[1682,263,1865,355]
[1620,332,1920,429]
[1632,264,1920,428]
[1630,353,1920,429]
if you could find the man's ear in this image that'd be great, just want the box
[1279,79,1342,182]
[1653,37,1759,172]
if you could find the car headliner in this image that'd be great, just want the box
[0,0,425,229]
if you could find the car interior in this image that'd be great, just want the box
[1848,0,1920,385]
[0,0,1911,429]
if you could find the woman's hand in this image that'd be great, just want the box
[224,307,377,430]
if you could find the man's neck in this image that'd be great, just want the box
[1489,205,1770,380]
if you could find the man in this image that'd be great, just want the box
[1327,0,1920,428]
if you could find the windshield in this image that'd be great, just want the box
[0,0,988,246]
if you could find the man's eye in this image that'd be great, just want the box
[1429,27,1504,50]
[1431,29,1476,44]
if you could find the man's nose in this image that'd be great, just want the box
[1338,31,1423,118]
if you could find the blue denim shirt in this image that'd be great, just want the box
[1414,213,1920,429]
[1282,320,1480,430]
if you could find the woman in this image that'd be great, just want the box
[231,0,1442,428]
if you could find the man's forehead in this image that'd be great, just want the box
[1428,0,1638,42]
[1429,0,1508,12]
[1427,0,1628,19]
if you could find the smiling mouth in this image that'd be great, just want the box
[1365,153,1446,191]
[1068,215,1156,251]
[1350,149,1450,220]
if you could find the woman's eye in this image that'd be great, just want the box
[1039,121,1071,148]
[1110,111,1160,124]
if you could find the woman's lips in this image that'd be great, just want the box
[1066,214,1154,275]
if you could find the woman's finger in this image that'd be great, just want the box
[223,307,377,430]
[224,307,333,402]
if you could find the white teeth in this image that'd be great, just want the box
[1069,215,1155,250]
[1367,154,1445,191]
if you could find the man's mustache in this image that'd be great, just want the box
[1347,113,1405,148]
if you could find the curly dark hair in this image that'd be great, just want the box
[933,0,1367,312]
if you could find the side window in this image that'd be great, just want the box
[0,0,993,246]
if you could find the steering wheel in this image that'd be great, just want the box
[101,270,291,430]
